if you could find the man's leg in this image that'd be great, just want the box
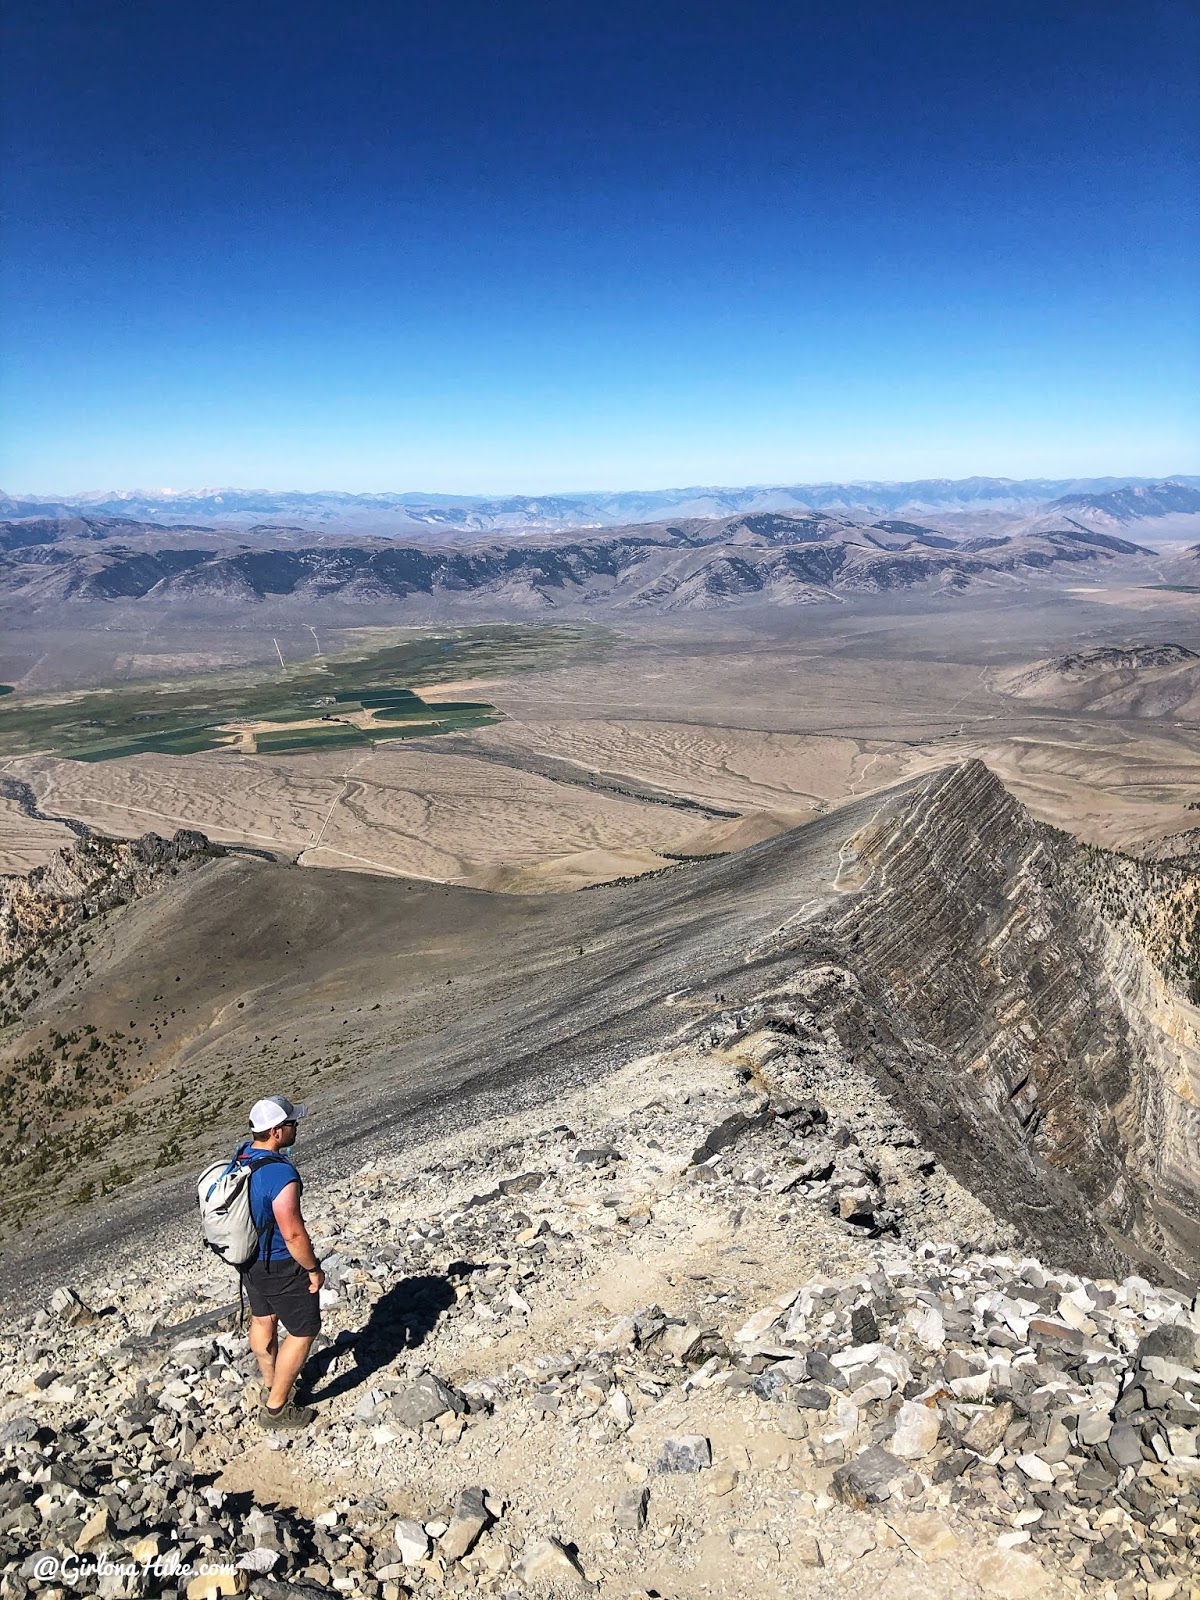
[267,1333,315,1410]
[248,1314,278,1388]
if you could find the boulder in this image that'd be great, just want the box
[837,1188,876,1225]
[690,1107,773,1166]
[1137,1323,1200,1366]
[656,1434,712,1473]
[832,1447,908,1507]
[390,1372,465,1429]
[438,1486,491,1562]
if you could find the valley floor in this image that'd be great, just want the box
[3,587,1200,891]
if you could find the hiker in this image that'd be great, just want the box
[239,1095,325,1430]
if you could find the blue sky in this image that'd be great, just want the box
[2,0,1197,494]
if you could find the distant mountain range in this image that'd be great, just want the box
[4,475,1199,535]
[0,508,1159,612]
[1044,482,1200,524]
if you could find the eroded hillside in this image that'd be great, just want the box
[0,828,227,1214]
[998,646,1200,719]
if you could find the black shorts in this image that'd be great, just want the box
[241,1258,322,1338]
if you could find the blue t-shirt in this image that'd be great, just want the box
[236,1144,302,1263]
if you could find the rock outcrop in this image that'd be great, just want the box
[807,761,1200,1283]
[0,830,222,991]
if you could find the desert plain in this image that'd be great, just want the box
[2,577,1199,895]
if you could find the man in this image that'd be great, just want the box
[239,1095,325,1430]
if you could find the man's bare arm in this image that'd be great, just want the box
[272,1183,325,1290]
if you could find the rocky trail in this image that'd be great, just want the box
[3,1014,1199,1600]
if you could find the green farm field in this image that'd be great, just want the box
[0,624,598,761]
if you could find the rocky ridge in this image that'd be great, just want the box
[1,830,223,1015]
[2,1031,1199,1600]
[1,758,1197,1284]
[809,761,1200,1284]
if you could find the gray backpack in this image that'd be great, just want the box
[197,1147,286,1268]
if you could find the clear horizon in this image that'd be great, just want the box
[3,2,1197,492]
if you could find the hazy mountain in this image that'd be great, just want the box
[1046,482,1200,525]
[4,475,1197,535]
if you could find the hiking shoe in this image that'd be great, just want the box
[259,1397,315,1430]
[256,1381,296,1406]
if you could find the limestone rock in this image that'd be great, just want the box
[390,1371,465,1429]
[890,1512,959,1561]
[794,1534,824,1567]
[614,1487,648,1532]
[969,1547,1050,1599]
[890,1399,941,1459]
[185,1573,247,1599]
[832,1446,908,1507]
[514,1538,589,1589]
[438,1486,491,1562]
[1139,1323,1200,1366]
[963,1400,1014,1455]
[655,1434,712,1473]
[49,1286,96,1327]
[76,1505,111,1551]
[393,1519,430,1565]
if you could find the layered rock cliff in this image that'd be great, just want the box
[793,761,1200,1283]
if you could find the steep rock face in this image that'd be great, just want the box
[0,830,222,980]
[800,761,1200,1281]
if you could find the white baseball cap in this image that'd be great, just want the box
[248,1095,309,1133]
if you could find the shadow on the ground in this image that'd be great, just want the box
[301,1272,459,1405]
